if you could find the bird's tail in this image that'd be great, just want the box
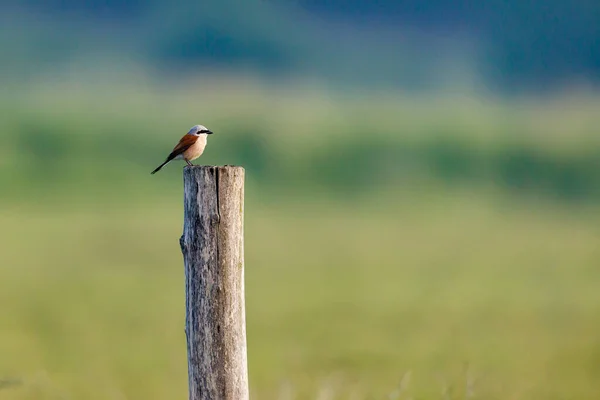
[151,160,170,174]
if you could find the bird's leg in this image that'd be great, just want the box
[185,160,193,166]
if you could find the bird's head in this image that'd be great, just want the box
[188,124,213,136]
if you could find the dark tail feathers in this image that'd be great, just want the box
[151,159,170,174]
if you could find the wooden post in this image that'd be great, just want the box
[180,165,248,400]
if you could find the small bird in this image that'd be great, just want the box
[151,124,213,174]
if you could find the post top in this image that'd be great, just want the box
[183,165,245,173]
[184,165,243,169]
[183,165,245,182]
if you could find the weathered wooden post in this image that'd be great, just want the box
[180,165,248,400]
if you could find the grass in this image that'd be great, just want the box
[1,189,599,399]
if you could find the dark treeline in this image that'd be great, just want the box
[299,0,600,87]
[3,0,599,90]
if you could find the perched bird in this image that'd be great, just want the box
[151,124,213,174]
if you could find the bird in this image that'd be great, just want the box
[151,124,213,174]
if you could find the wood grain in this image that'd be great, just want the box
[180,165,248,400]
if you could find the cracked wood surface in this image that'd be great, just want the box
[180,165,248,400]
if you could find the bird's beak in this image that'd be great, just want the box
[207,130,214,135]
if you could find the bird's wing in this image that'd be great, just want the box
[167,134,197,160]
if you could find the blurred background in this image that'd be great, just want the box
[1,1,600,399]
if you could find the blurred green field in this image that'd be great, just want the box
[1,79,600,399]
[2,194,600,399]
[2,77,600,201]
